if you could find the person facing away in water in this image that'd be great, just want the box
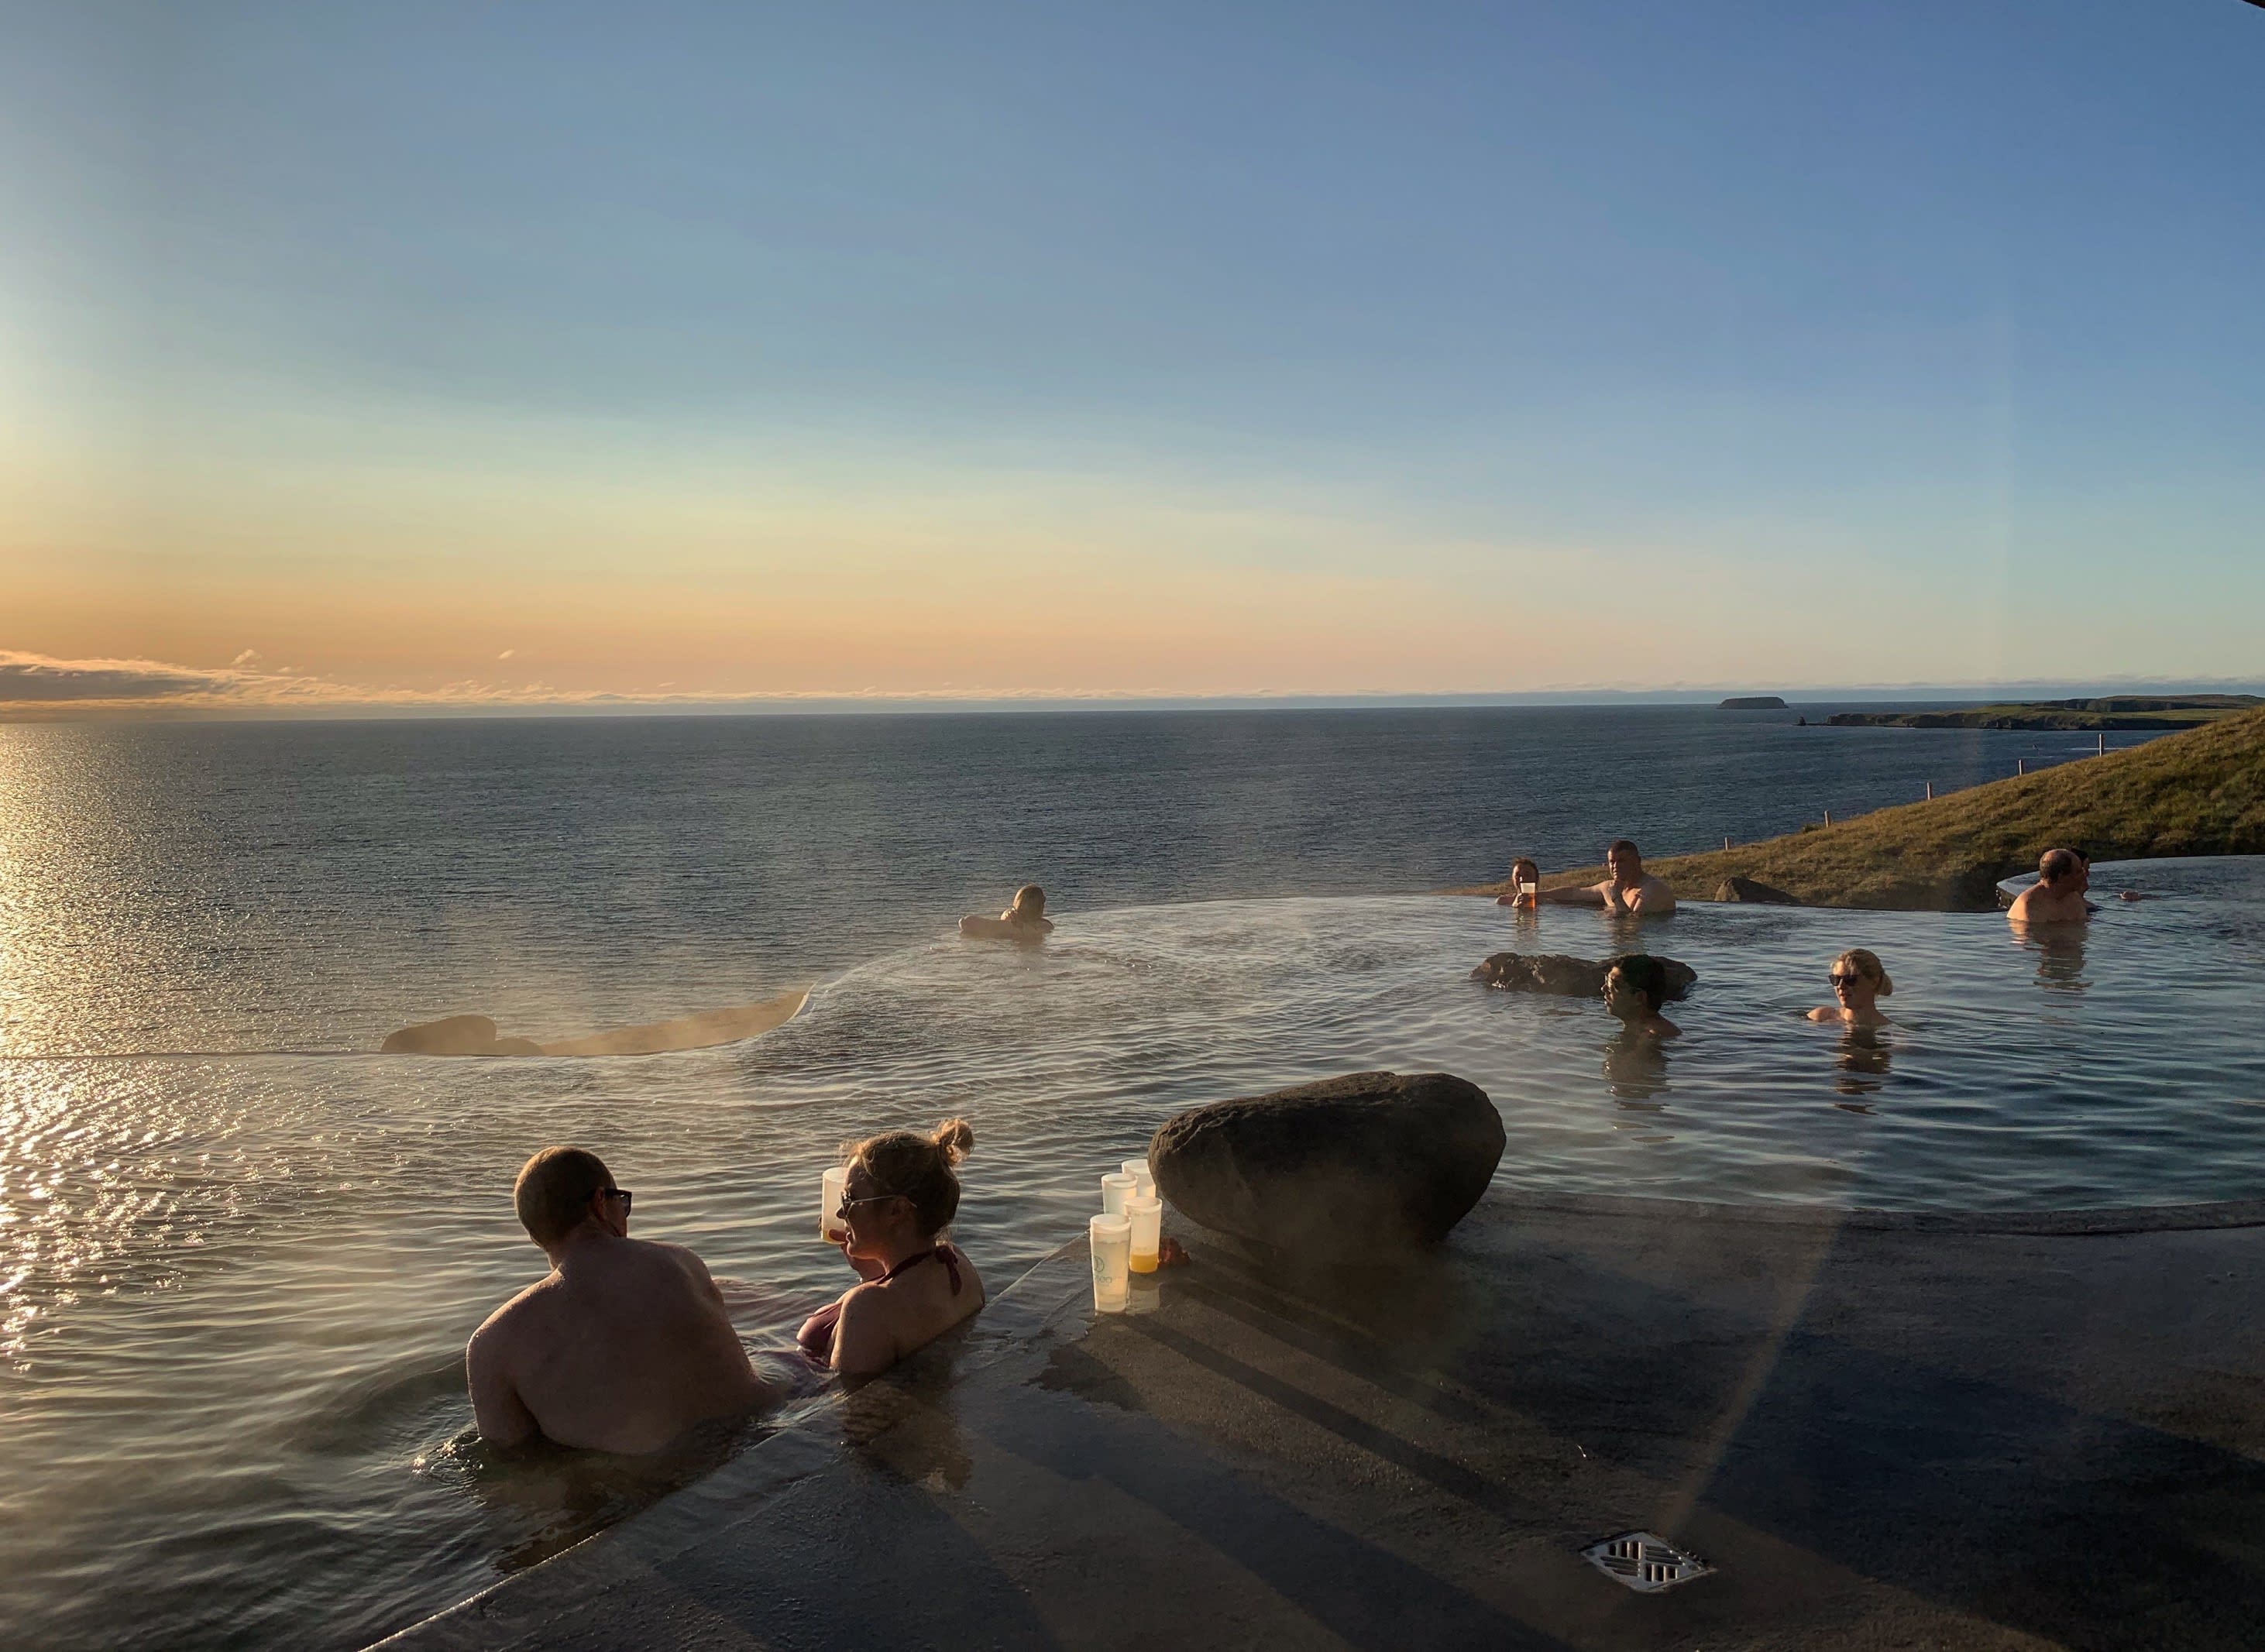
[1603,954,1682,1038]
[960,884,1055,940]
[1808,947,1893,1027]
[2007,847,2092,926]
[466,1147,774,1453]
[799,1119,987,1379]
[1538,840,1679,915]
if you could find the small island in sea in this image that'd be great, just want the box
[1826,694,2260,731]
[1717,695,1788,709]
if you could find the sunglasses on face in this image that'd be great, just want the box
[600,1188,633,1211]
[1830,974,1863,987]
[836,1191,902,1218]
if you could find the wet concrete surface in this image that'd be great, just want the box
[373,1197,2265,1651]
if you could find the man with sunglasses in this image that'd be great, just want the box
[466,1145,773,1452]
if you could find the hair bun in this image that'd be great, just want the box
[931,1117,974,1164]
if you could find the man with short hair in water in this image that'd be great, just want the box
[466,1147,773,1452]
[2008,847,2091,926]
[1538,839,1679,915]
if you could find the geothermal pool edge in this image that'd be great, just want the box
[369,1195,2265,1651]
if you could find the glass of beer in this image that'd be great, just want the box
[820,1166,847,1244]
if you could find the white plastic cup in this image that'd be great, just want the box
[1121,1157,1156,1200]
[1126,1193,1162,1274]
[1100,1172,1137,1216]
[820,1166,848,1243]
[1090,1214,1132,1312]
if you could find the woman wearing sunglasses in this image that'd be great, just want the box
[1807,949,1893,1027]
[798,1118,985,1378]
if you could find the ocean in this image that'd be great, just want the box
[0,706,2206,1649]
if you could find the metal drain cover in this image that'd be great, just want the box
[1582,1531,1712,1592]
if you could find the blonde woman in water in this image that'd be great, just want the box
[799,1119,985,1379]
[1808,948,1893,1027]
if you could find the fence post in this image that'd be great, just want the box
[1925,780,1933,801]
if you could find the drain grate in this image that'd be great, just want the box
[1582,1531,1712,1592]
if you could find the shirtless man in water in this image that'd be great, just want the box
[466,1146,772,1453]
[2007,847,2091,926]
[1537,839,1679,915]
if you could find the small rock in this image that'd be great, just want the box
[1714,875,1800,905]
[380,1015,507,1056]
[1148,1071,1505,1262]
[1470,952,1696,1001]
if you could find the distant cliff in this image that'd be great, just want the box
[1462,707,2265,911]
[1717,695,1787,710]
[1826,695,2260,731]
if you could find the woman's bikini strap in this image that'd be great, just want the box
[877,1244,962,1295]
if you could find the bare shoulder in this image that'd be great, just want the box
[830,1279,898,1374]
[467,1276,551,1362]
[638,1238,720,1290]
[1805,1006,1837,1023]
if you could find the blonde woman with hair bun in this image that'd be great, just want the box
[1808,948,1893,1026]
[798,1118,985,1378]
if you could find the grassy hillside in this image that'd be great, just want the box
[1466,706,2265,911]
[1826,695,2260,731]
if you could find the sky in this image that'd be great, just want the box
[3,1,2261,713]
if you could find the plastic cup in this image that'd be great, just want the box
[1100,1172,1137,1216]
[1090,1214,1132,1312]
[1120,1157,1156,1199]
[1126,1193,1162,1273]
[820,1166,847,1244]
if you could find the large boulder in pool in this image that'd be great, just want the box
[1470,952,1696,1001]
[380,1015,541,1056]
[1148,1071,1504,1262]
[1715,874,1800,905]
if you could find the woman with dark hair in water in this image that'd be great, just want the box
[1603,954,1681,1038]
[1494,858,1542,909]
[799,1120,985,1378]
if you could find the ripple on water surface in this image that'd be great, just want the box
[5,864,2264,1649]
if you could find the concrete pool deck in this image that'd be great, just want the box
[373,1195,2265,1651]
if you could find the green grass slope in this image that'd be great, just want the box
[1469,706,2265,911]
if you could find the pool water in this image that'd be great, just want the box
[5,859,2260,1650]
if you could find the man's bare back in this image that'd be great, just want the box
[2008,848,2091,929]
[469,1149,770,1454]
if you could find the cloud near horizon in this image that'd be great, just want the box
[0,650,1316,715]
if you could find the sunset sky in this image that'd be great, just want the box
[4,2,2260,713]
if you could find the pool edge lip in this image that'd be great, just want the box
[1493,1189,2265,1235]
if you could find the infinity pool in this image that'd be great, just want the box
[7,858,2261,1650]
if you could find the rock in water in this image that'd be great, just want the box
[1470,952,1609,995]
[380,1014,510,1055]
[1715,874,1800,905]
[1470,952,1696,1001]
[1148,1071,1505,1261]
